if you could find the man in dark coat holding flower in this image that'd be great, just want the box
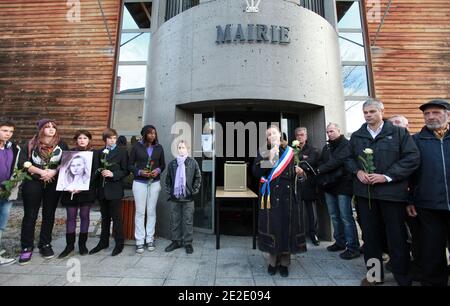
[346,98,420,286]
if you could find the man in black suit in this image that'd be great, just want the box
[89,128,129,256]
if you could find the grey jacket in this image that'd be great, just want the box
[165,157,202,202]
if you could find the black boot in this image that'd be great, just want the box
[78,233,88,256]
[89,240,109,255]
[58,233,76,259]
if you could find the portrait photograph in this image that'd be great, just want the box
[56,151,93,192]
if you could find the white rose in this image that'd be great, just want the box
[102,149,109,155]
[363,148,374,155]
[23,161,32,169]
[292,140,300,147]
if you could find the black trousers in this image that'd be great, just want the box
[303,200,318,237]
[416,207,449,286]
[357,197,410,285]
[20,180,61,249]
[99,198,124,245]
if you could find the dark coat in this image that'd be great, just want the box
[411,125,450,211]
[346,120,420,202]
[164,157,202,202]
[19,140,69,181]
[296,142,320,201]
[61,149,99,206]
[317,135,353,196]
[97,146,129,201]
[128,142,165,182]
[252,146,307,255]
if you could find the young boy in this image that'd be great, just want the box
[0,121,21,266]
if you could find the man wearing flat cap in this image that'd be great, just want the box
[408,99,450,286]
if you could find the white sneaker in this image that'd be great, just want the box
[147,242,156,252]
[0,255,16,267]
[136,245,144,254]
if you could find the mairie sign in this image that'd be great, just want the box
[216,24,291,44]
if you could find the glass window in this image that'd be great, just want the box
[119,33,150,62]
[344,100,366,133]
[342,65,369,96]
[112,99,144,133]
[122,2,152,29]
[339,33,365,62]
[337,1,362,29]
[116,65,147,93]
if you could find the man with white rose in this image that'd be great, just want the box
[346,98,420,286]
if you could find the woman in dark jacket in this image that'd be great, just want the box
[252,125,307,277]
[89,128,129,257]
[18,119,69,265]
[164,140,201,254]
[58,130,99,258]
[128,125,165,253]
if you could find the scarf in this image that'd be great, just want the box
[174,155,188,199]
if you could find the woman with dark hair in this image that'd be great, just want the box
[18,119,68,265]
[58,130,98,258]
[89,128,129,256]
[252,125,307,277]
[128,125,165,253]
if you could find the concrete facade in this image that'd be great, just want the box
[143,0,345,239]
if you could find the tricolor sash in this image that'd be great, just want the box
[259,146,294,210]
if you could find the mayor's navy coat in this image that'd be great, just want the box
[252,145,307,255]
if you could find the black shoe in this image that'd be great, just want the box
[359,245,364,254]
[267,265,277,275]
[339,249,360,260]
[58,245,74,259]
[311,235,320,246]
[185,244,194,254]
[165,241,181,252]
[89,242,109,255]
[58,233,76,259]
[39,244,55,259]
[279,266,289,277]
[111,244,124,256]
[327,243,346,252]
[78,233,89,256]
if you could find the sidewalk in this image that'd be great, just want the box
[0,232,399,286]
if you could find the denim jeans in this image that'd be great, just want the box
[324,193,359,252]
[0,199,13,232]
[133,181,161,245]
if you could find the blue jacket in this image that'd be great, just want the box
[411,125,450,211]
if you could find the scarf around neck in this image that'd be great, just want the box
[174,155,188,198]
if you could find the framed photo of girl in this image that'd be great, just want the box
[56,151,93,192]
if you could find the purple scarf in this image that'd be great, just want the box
[174,155,188,198]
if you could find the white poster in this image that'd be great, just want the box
[201,134,213,152]
[56,151,93,192]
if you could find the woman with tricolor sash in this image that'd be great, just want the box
[252,125,307,277]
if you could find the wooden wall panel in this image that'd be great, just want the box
[364,0,450,132]
[0,0,121,147]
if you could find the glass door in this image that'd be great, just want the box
[193,112,215,233]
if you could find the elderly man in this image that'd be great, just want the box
[408,99,450,286]
[388,115,409,130]
[347,98,420,286]
[294,127,320,246]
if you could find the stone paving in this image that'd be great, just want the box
[0,229,400,286]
